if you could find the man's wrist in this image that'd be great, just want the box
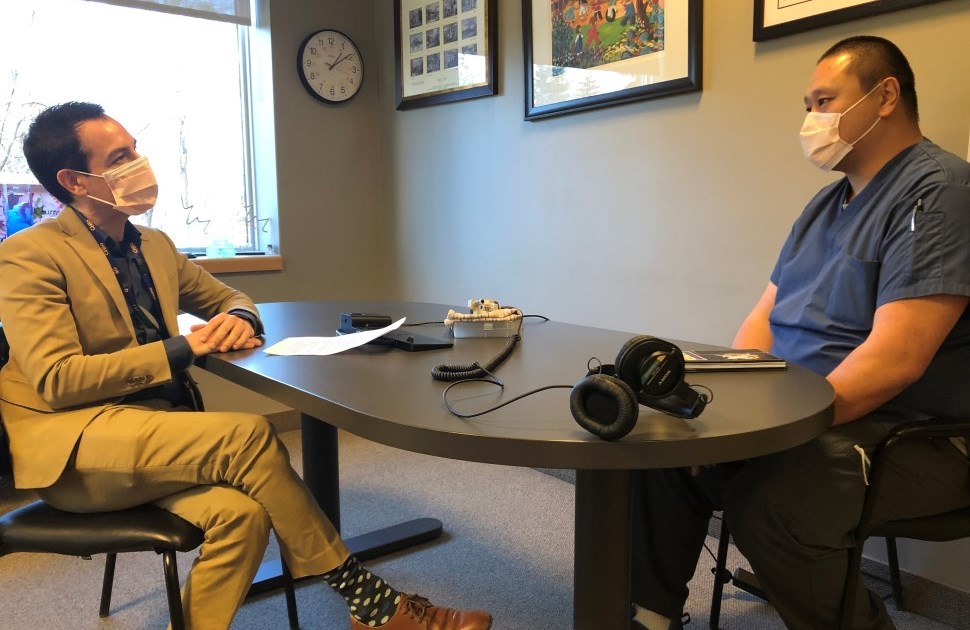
[228,308,263,336]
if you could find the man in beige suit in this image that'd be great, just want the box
[0,102,492,630]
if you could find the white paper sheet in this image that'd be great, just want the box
[262,317,407,356]
[177,312,207,335]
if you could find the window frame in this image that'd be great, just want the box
[1,0,266,258]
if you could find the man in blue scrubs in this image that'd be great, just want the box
[630,36,970,630]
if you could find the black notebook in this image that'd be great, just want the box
[682,349,786,371]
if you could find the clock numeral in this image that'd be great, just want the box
[340,86,346,94]
[330,87,335,96]
[309,46,317,55]
[306,59,312,67]
[328,36,335,46]
[351,65,358,74]
[309,72,316,80]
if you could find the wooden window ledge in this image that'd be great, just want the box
[194,255,283,274]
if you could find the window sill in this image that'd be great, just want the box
[193,255,284,274]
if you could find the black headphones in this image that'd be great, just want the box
[569,335,708,440]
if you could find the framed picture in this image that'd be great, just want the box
[394,0,498,110]
[753,0,951,42]
[523,0,702,121]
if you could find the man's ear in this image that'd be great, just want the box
[878,77,902,117]
[55,168,84,197]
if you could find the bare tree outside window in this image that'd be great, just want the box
[0,0,258,251]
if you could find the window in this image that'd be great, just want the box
[0,0,264,254]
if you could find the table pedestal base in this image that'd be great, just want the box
[248,517,443,596]
[574,469,632,630]
[248,415,443,597]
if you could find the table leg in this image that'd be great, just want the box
[248,413,443,596]
[574,469,632,630]
[300,413,342,527]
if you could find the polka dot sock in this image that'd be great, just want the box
[322,555,402,627]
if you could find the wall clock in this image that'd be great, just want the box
[297,29,364,104]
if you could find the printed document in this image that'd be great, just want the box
[262,318,407,356]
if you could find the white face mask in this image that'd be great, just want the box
[799,81,884,171]
[76,155,158,215]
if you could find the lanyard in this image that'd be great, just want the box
[74,209,161,330]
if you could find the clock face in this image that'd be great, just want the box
[297,29,364,104]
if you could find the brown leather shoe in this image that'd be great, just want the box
[348,593,492,629]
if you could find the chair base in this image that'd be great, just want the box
[96,549,299,630]
[731,568,768,601]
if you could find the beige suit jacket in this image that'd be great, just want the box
[0,209,258,489]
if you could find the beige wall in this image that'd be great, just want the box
[226,0,970,592]
[226,0,391,302]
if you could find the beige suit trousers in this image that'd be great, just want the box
[37,403,350,630]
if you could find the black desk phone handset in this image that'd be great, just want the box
[338,312,453,352]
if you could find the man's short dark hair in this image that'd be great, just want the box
[23,102,106,206]
[819,36,918,122]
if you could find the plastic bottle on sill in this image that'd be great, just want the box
[205,237,236,258]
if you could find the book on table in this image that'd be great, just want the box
[682,349,786,371]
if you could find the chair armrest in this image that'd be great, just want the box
[881,419,970,447]
[858,418,970,537]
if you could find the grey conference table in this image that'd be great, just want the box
[200,301,834,630]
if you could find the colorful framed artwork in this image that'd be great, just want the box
[522,0,702,121]
[754,0,951,42]
[394,0,498,110]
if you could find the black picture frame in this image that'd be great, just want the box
[394,0,498,110]
[522,0,702,121]
[753,0,951,42]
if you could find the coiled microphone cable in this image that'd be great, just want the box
[429,314,547,382]
[431,330,521,382]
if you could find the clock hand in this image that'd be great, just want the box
[325,51,348,70]
[330,52,352,69]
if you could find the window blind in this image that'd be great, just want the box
[82,0,250,25]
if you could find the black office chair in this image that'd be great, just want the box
[709,419,970,630]
[0,328,300,630]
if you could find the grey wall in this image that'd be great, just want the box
[228,0,970,592]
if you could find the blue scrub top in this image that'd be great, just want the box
[769,140,970,417]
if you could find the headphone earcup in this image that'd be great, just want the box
[615,335,658,372]
[613,335,705,419]
[615,335,686,398]
[569,373,639,440]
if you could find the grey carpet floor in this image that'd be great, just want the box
[1,428,965,629]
